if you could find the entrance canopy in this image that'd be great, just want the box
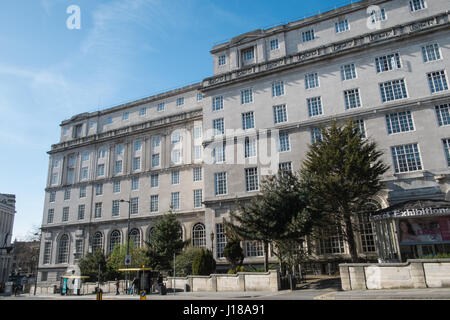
[370,199,450,221]
[370,199,450,262]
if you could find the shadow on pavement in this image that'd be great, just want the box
[298,277,342,291]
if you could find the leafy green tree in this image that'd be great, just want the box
[301,120,389,262]
[223,240,244,273]
[192,248,216,275]
[226,170,314,272]
[106,241,149,280]
[78,249,107,283]
[272,238,306,275]
[174,246,203,276]
[145,210,189,271]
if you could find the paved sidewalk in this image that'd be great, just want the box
[315,287,450,300]
[3,287,450,300]
[2,275,450,300]
[0,290,285,300]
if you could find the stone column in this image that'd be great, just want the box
[339,265,351,291]
[349,266,367,290]
[410,261,427,288]
[211,275,217,292]
[268,270,279,292]
[238,273,246,291]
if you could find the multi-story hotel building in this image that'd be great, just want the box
[0,193,16,289]
[38,0,450,284]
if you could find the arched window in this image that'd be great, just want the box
[192,223,206,247]
[179,225,184,241]
[129,228,141,248]
[57,234,70,264]
[109,230,121,252]
[147,227,155,245]
[359,200,382,253]
[92,232,103,253]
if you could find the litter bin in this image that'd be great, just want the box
[184,284,190,292]
[160,284,166,295]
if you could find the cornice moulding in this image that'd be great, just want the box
[204,12,450,92]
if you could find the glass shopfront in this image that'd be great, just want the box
[398,216,450,260]
[370,201,450,262]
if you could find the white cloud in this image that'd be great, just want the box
[81,0,166,55]
[0,64,68,89]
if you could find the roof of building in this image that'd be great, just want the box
[376,199,450,213]
[61,82,202,126]
[210,0,387,53]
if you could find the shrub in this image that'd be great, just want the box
[192,248,216,275]
[223,240,244,271]
[227,266,245,274]
[175,246,203,276]
[422,253,450,259]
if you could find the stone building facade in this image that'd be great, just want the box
[38,0,450,284]
[201,0,450,272]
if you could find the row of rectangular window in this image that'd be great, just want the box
[49,168,202,203]
[56,148,204,185]
[213,43,442,112]
[214,163,292,196]
[106,95,205,124]
[212,72,447,135]
[47,190,204,223]
[213,102,450,179]
[211,137,447,198]
[216,2,428,68]
[212,132,291,162]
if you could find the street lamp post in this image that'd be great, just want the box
[120,199,131,294]
[210,231,214,254]
[33,229,42,296]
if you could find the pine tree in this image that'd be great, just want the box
[226,170,313,272]
[145,210,188,271]
[301,120,389,262]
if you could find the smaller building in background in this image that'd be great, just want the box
[11,240,40,276]
[0,193,16,292]
[9,240,40,293]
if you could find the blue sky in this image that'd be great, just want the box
[0,0,351,240]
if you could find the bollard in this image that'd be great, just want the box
[96,289,103,300]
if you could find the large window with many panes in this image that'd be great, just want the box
[391,143,422,173]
